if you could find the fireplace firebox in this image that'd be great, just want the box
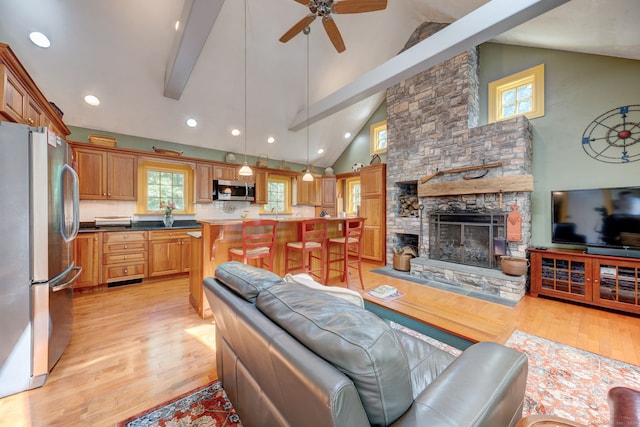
[429,212,507,269]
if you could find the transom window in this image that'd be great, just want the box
[261,175,292,214]
[136,161,194,214]
[488,64,545,123]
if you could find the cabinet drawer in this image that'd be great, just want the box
[104,263,146,282]
[103,241,147,253]
[103,231,148,243]
[103,251,147,264]
[149,229,195,240]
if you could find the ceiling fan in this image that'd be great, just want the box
[279,0,388,53]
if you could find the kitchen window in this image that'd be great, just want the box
[136,160,195,214]
[345,177,361,214]
[488,64,545,123]
[261,175,292,214]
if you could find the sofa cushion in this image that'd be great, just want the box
[256,283,413,426]
[283,273,364,307]
[215,261,284,303]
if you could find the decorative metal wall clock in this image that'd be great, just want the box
[581,105,639,163]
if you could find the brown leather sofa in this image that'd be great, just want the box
[203,261,529,427]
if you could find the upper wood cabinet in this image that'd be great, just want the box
[196,162,213,203]
[0,43,70,136]
[254,168,268,204]
[214,164,237,180]
[73,146,137,200]
[297,175,322,206]
[321,176,337,215]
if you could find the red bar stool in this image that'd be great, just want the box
[285,218,328,283]
[326,217,365,289]
[228,219,278,271]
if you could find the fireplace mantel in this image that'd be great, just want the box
[418,174,534,197]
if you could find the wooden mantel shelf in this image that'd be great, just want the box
[418,174,534,197]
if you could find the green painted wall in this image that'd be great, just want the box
[332,101,387,174]
[478,43,640,247]
[68,126,307,172]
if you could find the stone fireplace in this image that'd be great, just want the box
[385,22,531,301]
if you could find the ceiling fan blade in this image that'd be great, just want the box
[293,0,312,6]
[279,14,316,43]
[322,16,345,53]
[332,0,387,14]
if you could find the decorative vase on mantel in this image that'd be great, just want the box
[163,214,174,228]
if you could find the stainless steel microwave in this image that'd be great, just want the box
[213,180,255,202]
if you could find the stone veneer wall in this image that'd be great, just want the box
[384,22,533,300]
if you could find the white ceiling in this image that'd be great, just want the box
[0,0,638,168]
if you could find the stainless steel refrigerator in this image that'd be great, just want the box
[0,121,81,398]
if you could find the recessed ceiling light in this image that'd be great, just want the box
[175,21,180,31]
[267,136,275,144]
[186,118,197,128]
[29,32,50,48]
[231,129,240,136]
[84,95,100,106]
[344,132,351,139]
[317,148,324,154]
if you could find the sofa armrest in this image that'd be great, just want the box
[391,341,528,427]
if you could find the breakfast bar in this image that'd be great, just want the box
[189,217,350,317]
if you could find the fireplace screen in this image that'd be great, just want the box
[429,213,507,269]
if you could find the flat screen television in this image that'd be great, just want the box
[551,186,640,257]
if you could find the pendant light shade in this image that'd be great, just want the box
[239,0,252,177]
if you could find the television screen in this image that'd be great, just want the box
[551,186,640,249]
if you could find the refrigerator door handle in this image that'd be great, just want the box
[61,164,80,243]
[50,266,82,292]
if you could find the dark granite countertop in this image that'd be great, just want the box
[79,220,201,233]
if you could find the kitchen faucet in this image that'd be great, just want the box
[271,206,278,219]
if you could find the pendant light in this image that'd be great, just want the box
[302,27,314,182]
[238,0,253,177]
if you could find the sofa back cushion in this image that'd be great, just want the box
[215,261,284,303]
[256,283,413,426]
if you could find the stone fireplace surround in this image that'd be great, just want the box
[384,22,532,301]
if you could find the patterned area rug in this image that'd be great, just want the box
[392,323,640,427]
[117,380,242,427]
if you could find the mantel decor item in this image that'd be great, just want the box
[256,154,269,168]
[225,152,236,163]
[88,134,116,147]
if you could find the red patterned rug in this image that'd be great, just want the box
[117,380,242,427]
[392,323,640,427]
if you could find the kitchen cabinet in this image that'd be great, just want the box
[254,168,268,204]
[195,162,213,203]
[102,231,148,283]
[213,164,237,180]
[0,43,70,135]
[74,233,101,289]
[321,175,337,216]
[529,248,640,314]
[73,146,137,201]
[359,164,386,263]
[148,229,196,277]
[297,175,321,206]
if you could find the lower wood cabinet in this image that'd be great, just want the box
[102,231,148,284]
[74,232,101,290]
[529,248,640,314]
[148,229,194,277]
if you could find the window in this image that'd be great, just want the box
[370,119,387,155]
[488,64,544,123]
[136,161,194,214]
[261,174,292,214]
[345,177,361,214]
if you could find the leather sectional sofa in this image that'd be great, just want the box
[203,262,529,427]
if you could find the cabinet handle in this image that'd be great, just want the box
[27,118,34,125]
[107,192,111,197]
[124,268,128,273]
[124,245,128,249]
[124,256,128,259]
[103,193,107,196]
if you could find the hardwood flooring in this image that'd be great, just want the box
[1,262,639,427]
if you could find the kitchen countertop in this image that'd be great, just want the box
[79,220,201,232]
[197,216,350,225]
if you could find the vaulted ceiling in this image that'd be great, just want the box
[0,0,638,167]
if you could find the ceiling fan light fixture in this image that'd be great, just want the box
[240,0,252,177]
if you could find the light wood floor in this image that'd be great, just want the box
[1,262,639,427]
